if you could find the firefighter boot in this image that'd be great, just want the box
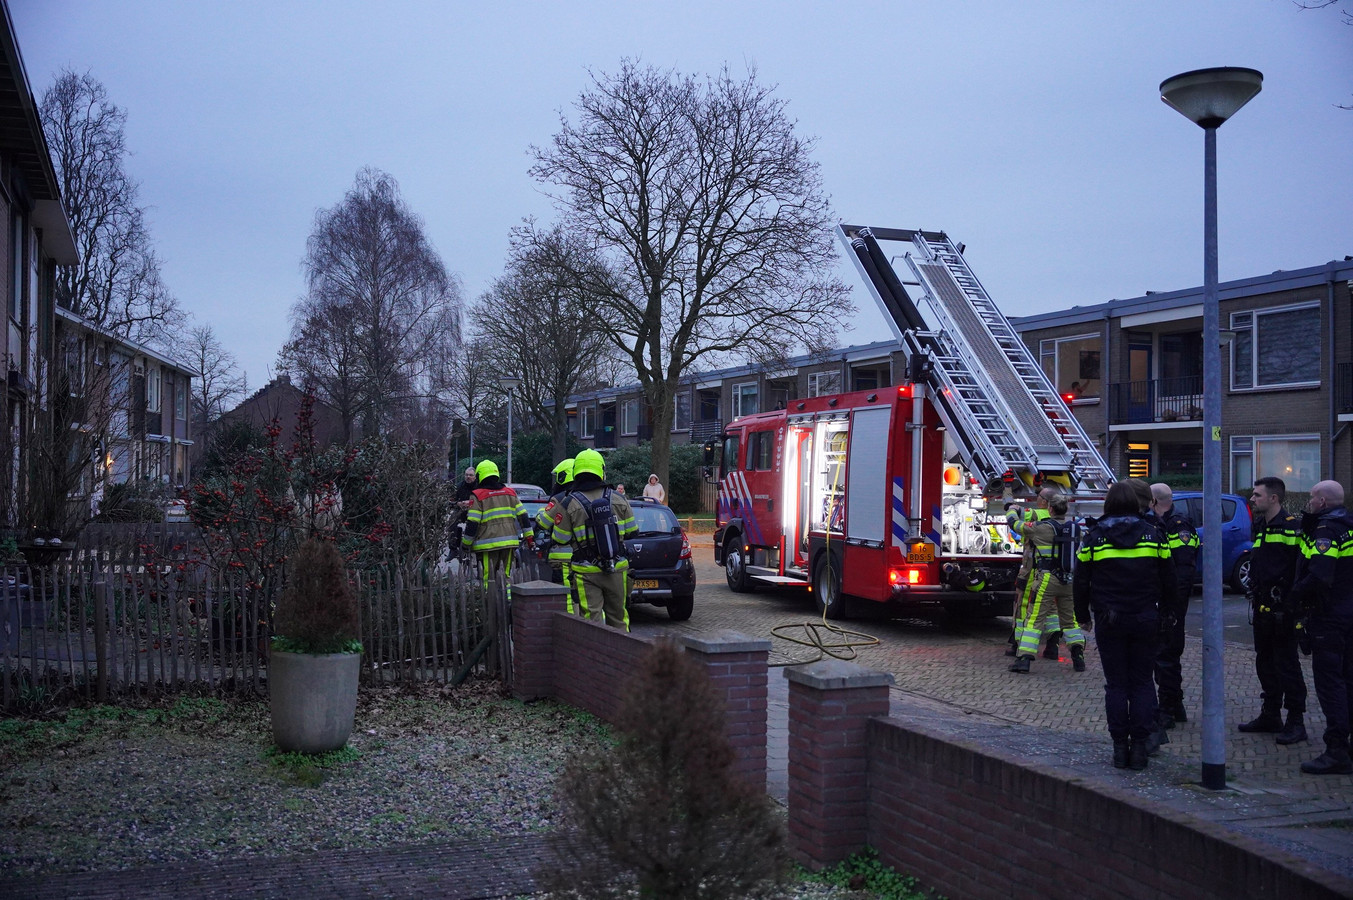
[1128,739,1149,771]
[1008,655,1033,674]
[1070,644,1086,672]
[1276,712,1307,745]
[1300,748,1353,775]
[1238,708,1284,733]
[1112,739,1129,769]
[1042,631,1062,660]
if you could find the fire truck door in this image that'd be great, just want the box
[794,426,812,559]
[846,406,890,544]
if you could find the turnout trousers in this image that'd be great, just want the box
[570,567,630,631]
[1013,572,1084,658]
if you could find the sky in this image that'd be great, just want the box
[10,1,1352,388]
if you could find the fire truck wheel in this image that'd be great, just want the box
[724,536,752,593]
[813,551,848,620]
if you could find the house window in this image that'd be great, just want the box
[146,367,161,412]
[1231,304,1321,390]
[620,398,640,436]
[581,405,596,439]
[808,371,841,397]
[10,212,25,322]
[1038,333,1102,400]
[175,378,187,420]
[1232,434,1320,493]
[673,392,691,432]
[851,366,887,391]
[733,382,758,418]
[747,430,774,470]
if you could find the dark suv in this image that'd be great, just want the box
[624,499,695,620]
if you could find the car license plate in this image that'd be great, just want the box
[633,579,659,589]
[906,544,934,564]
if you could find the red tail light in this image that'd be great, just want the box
[679,532,692,559]
[889,567,925,586]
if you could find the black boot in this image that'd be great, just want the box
[1157,708,1175,731]
[1042,631,1062,660]
[1276,712,1308,745]
[1128,739,1149,770]
[1112,740,1129,769]
[1145,726,1169,756]
[1008,655,1032,674]
[1070,644,1086,672]
[1238,709,1283,733]
[1168,700,1187,723]
[1300,749,1353,775]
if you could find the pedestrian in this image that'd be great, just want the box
[1074,481,1176,770]
[615,483,626,495]
[642,474,666,505]
[448,465,478,556]
[550,449,638,630]
[1289,480,1353,775]
[1149,483,1199,730]
[1238,476,1308,744]
[461,460,532,594]
[1008,493,1087,673]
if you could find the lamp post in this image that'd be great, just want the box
[499,375,521,484]
[1160,66,1262,790]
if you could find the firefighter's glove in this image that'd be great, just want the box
[1295,618,1312,656]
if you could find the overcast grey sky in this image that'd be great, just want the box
[12,1,1352,387]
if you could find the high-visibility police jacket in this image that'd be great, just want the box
[549,486,638,573]
[1073,514,1176,624]
[1290,506,1353,618]
[1157,505,1199,590]
[462,486,530,552]
[1249,509,1302,601]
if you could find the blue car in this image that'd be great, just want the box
[1171,491,1253,592]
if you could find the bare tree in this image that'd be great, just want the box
[531,62,851,485]
[1295,1,1353,108]
[188,324,248,439]
[444,336,504,454]
[281,168,462,441]
[472,225,621,460]
[40,70,184,348]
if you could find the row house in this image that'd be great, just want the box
[1011,258,1353,495]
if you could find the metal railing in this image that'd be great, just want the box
[1107,375,1204,426]
[689,419,724,443]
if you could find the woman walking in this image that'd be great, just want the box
[1074,482,1177,770]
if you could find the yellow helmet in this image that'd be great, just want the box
[552,458,575,486]
[475,460,500,482]
[572,449,605,480]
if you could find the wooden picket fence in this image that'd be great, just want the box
[0,523,524,712]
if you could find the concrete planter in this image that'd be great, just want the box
[268,650,361,753]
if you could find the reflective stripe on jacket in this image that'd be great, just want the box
[463,486,529,551]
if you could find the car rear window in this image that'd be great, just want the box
[633,504,680,534]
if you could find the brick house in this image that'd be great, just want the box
[211,374,346,459]
[1010,259,1353,493]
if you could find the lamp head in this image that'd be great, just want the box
[1160,67,1262,129]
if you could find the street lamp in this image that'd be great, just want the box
[499,375,521,484]
[1161,66,1262,791]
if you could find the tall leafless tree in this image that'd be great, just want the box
[40,70,184,348]
[531,62,851,485]
[472,225,621,461]
[280,168,462,442]
[187,324,248,439]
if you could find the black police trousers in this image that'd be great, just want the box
[1253,608,1307,715]
[1098,613,1159,743]
[1311,611,1353,752]
[1154,584,1191,707]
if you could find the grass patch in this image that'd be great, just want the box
[800,847,942,900]
[265,744,361,786]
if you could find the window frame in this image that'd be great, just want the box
[146,367,162,413]
[746,430,775,471]
[1231,433,1320,493]
[581,405,596,439]
[1038,332,1103,402]
[620,398,640,436]
[672,391,691,432]
[1229,301,1322,391]
[733,381,758,418]
[808,370,841,398]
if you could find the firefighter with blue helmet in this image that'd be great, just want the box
[550,449,638,630]
[462,459,532,593]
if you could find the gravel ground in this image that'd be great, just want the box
[0,682,890,899]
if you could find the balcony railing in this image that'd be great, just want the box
[1338,363,1353,415]
[1108,375,1204,426]
[689,419,724,443]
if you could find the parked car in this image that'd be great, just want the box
[508,482,548,501]
[1171,491,1252,592]
[624,498,695,621]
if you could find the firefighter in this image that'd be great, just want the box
[1238,476,1308,744]
[1289,480,1353,775]
[1149,482,1199,730]
[1005,487,1058,658]
[1009,493,1087,673]
[461,460,532,594]
[550,449,638,630]
[537,458,577,611]
[1074,481,1176,770]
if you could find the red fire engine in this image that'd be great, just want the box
[706,225,1114,618]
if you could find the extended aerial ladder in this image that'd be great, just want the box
[837,224,1115,498]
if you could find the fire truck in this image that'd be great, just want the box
[705,226,1114,618]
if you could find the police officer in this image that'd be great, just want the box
[550,449,638,630]
[1074,481,1176,770]
[537,458,576,609]
[461,460,532,593]
[1149,483,1199,730]
[1289,480,1353,775]
[1239,476,1308,744]
[1009,494,1087,673]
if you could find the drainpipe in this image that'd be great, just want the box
[1328,262,1342,479]
[1103,311,1116,469]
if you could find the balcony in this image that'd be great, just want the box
[1338,363,1353,415]
[1108,376,1204,426]
[689,419,724,443]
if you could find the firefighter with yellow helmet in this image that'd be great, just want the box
[550,449,638,630]
[536,458,577,610]
[461,459,532,592]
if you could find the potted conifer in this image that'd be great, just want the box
[269,538,363,753]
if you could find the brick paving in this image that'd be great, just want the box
[5,536,1350,898]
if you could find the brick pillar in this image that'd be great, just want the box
[510,580,568,701]
[786,660,893,870]
[680,631,771,790]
